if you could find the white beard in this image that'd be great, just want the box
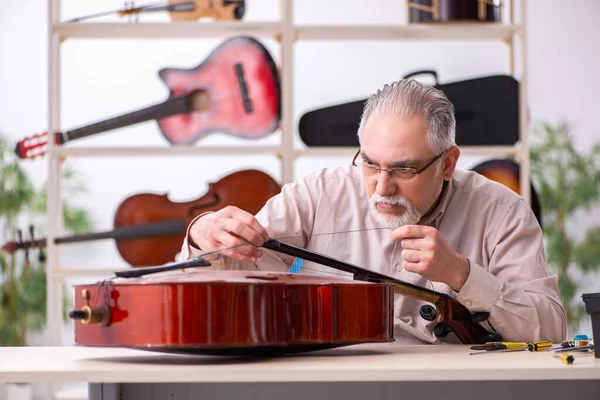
[369,193,422,229]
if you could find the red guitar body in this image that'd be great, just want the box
[69,270,395,356]
[157,36,281,144]
[14,36,281,159]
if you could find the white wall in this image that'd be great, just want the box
[1,0,600,395]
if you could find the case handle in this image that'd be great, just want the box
[403,70,439,86]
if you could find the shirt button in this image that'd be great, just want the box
[395,264,403,271]
[465,300,472,307]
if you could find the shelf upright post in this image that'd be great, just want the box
[280,0,295,184]
[518,0,530,205]
[507,0,515,76]
[46,0,65,351]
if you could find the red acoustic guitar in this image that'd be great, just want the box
[15,35,281,160]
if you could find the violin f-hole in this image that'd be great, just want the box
[188,193,221,216]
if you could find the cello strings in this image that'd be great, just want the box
[83,227,437,311]
[222,227,438,303]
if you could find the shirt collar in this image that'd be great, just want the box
[418,178,454,228]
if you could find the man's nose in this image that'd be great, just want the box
[375,171,397,196]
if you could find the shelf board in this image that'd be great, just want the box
[296,145,520,157]
[295,147,357,157]
[53,21,281,39]
[296,23,520,41]
[52,22,520,41]
[459,145,521,156]
[51,145,281,157]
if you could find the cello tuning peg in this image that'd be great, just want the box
[38,249,46,263]
[17,229,30,264]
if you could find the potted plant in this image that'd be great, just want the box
[0,133,94,399]
[529,120,600,336]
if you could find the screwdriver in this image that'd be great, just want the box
[551,340,574,350]
[553,343,594,353]
[554,354,575,364]
[470,342,527,351]
[527,341,553,351]
[469,341,553,355]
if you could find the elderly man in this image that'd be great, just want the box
[178,79,567,345]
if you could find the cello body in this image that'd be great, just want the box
[69,270,395,356]
[113,169,282,266]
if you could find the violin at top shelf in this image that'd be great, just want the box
[64,0,246,23]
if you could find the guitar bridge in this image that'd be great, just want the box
[235,62,253,114]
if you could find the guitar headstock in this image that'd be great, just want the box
[14,132,59,160]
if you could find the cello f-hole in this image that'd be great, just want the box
[246,275,279,281]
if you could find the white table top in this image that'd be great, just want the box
[1,343,598,384]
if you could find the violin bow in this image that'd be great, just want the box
[112,242,252,278]
[114,255,211,278]
[261,238,502,345]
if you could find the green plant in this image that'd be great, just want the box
[0,133,94,346]
[530,120,600,334]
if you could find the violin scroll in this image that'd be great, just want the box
[69,289,112,326]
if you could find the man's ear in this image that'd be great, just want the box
[442,146,460,180]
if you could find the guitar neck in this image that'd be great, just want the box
[59,91,202,144]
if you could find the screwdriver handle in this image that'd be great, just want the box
[527,341,553,351]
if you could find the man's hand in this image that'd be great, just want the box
[390,225,470,292]
[189,206,270,262]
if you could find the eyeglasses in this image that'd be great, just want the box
[352,148,446,181]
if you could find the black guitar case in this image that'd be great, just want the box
[298,70,519,147]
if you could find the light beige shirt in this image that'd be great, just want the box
[179,165,567,344]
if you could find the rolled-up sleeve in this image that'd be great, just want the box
[177,175,319,273]
[454,199,567,343]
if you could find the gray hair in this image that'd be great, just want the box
[357,79,456,154]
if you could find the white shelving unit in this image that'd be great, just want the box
[44,0,528,389]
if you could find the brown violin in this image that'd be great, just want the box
[2,169,281,267]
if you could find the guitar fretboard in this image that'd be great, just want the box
[63,94,194,143]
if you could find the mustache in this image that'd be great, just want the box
[370,194,410,206]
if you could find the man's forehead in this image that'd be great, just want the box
[362,113,428,141]
[360,149,425,167]
[360,114,432,166]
